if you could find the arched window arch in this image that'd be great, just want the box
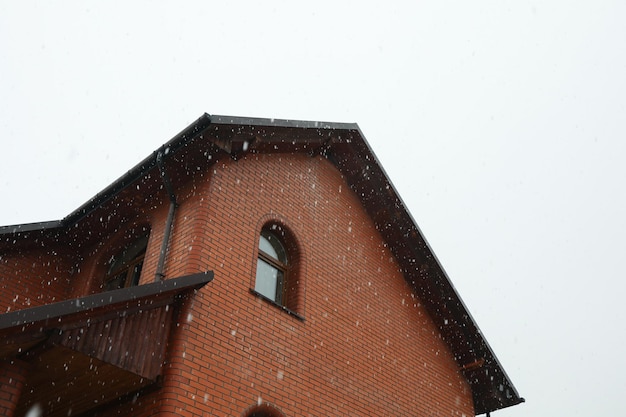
[242,402,286,417]
[252,221,304,317]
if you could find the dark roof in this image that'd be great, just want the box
[0,113,523,414]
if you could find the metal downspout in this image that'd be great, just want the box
[155,150,177,281]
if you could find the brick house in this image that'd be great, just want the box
[0,114,523,417]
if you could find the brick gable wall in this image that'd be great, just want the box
[148,153,474,416]
[0,152,474,416]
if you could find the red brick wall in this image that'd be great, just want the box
[0,246,73,313]
[150,153,474,416]
[0,152,474,416]
[0,359,30,417]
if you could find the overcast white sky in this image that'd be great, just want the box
[2,1,626,416]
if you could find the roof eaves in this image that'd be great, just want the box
[334,125,523,414]
[209,114,359,131]
[0,114,360,237]
[0,220,63,235]
[0,113,213,236]
[60,113,213,227]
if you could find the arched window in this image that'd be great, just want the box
[104,234,148,291]
[255,229,289,305]
[252,222,304,318]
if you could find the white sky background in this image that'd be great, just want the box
[1,1,625,415]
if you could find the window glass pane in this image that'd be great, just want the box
[129,260,143,287]
[105,272,126,291]
[255,258,279,301]
[259,234,278,259]
[107,234,149,275]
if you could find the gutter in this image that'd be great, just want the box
[64,113,212,228]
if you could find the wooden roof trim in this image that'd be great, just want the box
[0,271,213,332]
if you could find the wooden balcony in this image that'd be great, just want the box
[0,272,212,417]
